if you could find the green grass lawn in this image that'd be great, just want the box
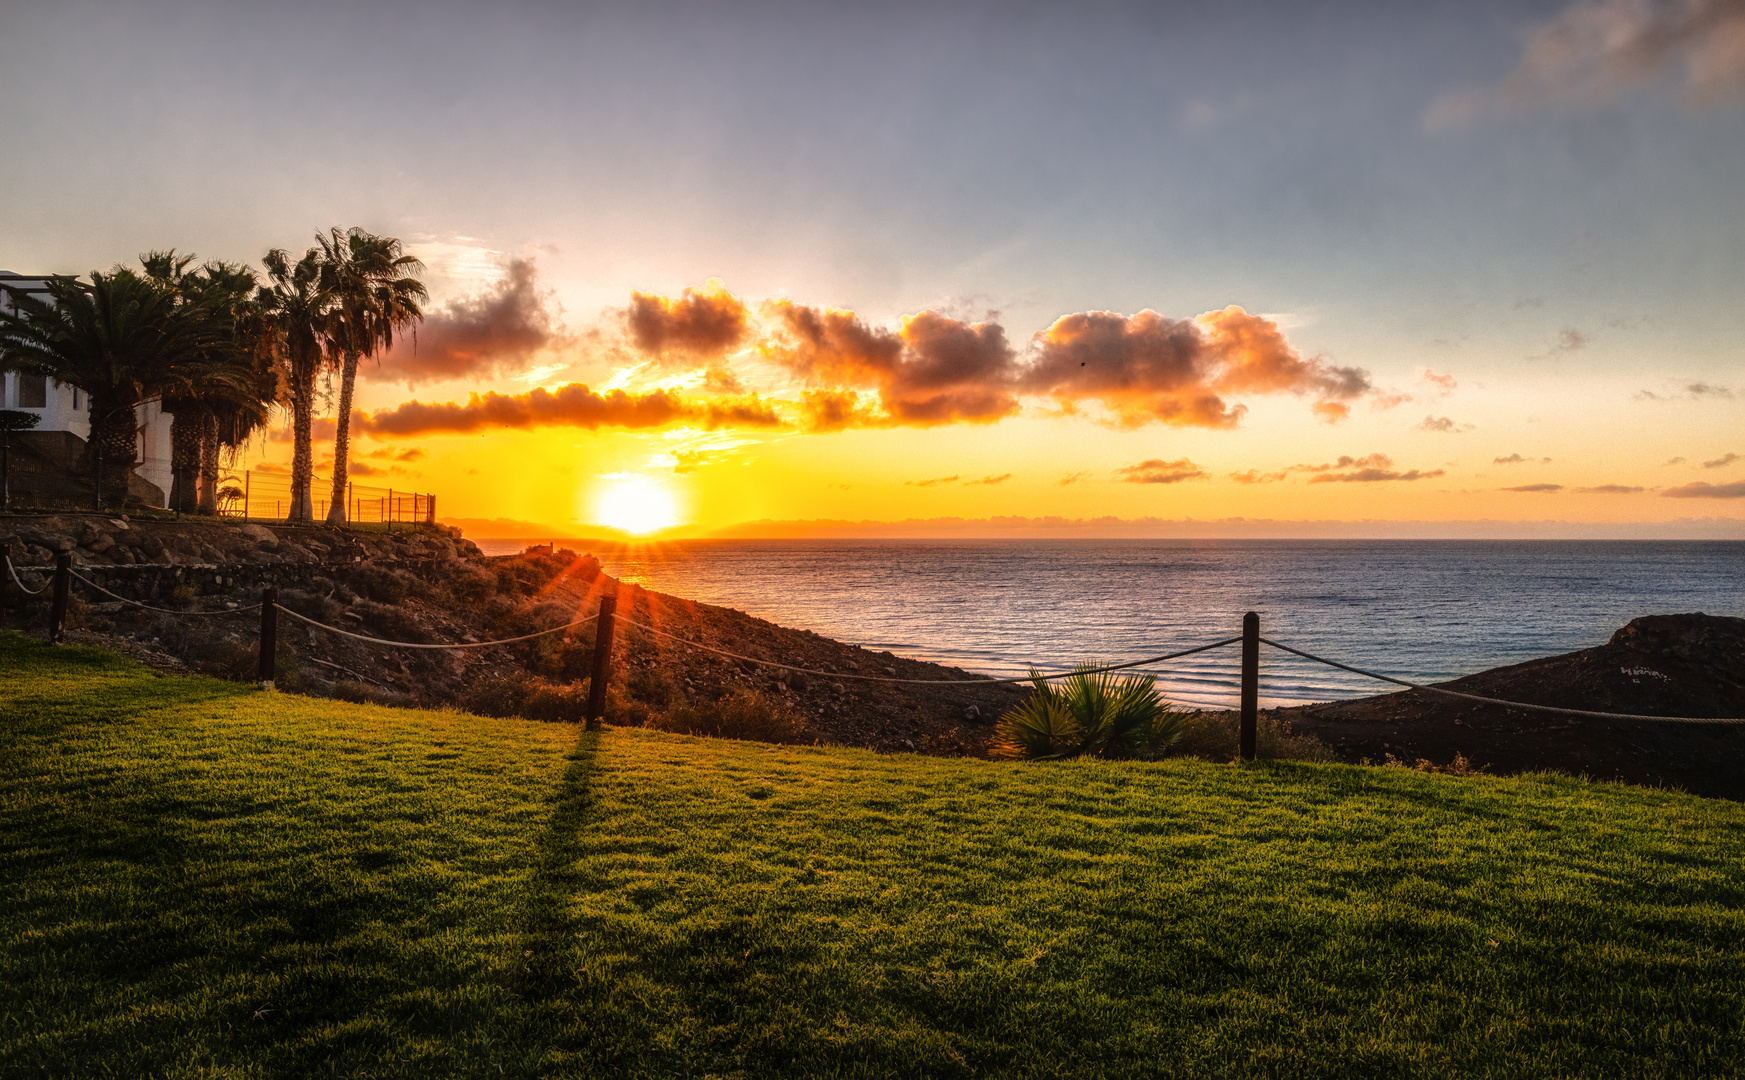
[3,631,1743,1079]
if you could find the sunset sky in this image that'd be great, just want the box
[4,0,1743,537]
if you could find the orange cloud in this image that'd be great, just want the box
[627,278,749,360]
[1024,306,1369,428]
[374,259,565,385]
[1117,458,1209,484]
[361,383,784,436]
[765,301,1021,426]
[1293,454,1445,483]
[1663,481,1745,498]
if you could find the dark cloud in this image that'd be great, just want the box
[905,475,961,487]
[1416,415,1471,433]
[1427,0,1745,127]
[1664,456,1686,465]
[765,301,1020,426]
[1703,452,1740,468]
[1639,383,1734,401]
[1308,467,1446,483]
[1117,458,1209,484]
[1024,306,1369,428]
[361,383,783,437]
[363,446,426,461]
[375,260,565,385]
[1550,327,1589,354]
[1663,481,1745,498]
[345,459,407,478]
[966,473,1013,485]
[1291,453,1394,474]
[1494,453,1527,465]
[1057,470,1093,486]
[1575,484,1645,493]
[1229,469,1288,484]
[627,279,749,360]
[1503,483,1565,493]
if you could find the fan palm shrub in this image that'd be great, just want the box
[993,666,1188,760]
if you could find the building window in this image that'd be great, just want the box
[137,426,148,464]
[72,388,83,410]
[17,374,47,409]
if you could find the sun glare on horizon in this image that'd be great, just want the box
[593,474,682,535]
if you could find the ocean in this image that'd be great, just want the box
[472,539,1745,709]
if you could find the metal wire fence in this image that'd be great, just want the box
[1,449,435,524]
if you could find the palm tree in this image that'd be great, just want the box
[316,227,426,524]
[144,253,278,513]
[258,247,329,522]
[0,269,216,508]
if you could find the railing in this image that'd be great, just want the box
[0,448,434,525]
[9,546,1742,747]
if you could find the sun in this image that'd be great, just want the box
[593,474,682,535]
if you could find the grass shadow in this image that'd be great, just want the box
[490,726,603,1073]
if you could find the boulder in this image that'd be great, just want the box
[239,524,279,550]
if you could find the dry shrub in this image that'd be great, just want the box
[349,565,421,604]
[531,634,596,683]
[458,671,589,723]
[330,678,416,709]
[1373,752,1488,776]
[606,683,658,727]
[650,688,806,745]
[442,561,499,603]
[1170,711,1338,764]
[351,599,430,643]
[627,666,681,707]
[459,671,533,718]
[276,588,342,626]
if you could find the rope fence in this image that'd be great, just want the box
[614,613,1244,687]
[6,551,1742,743]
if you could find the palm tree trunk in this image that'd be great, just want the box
[197,411,219,514]
[168,409,202,513]
[325,350,359,525]
[287,357,315,522]
[84,394,139,511]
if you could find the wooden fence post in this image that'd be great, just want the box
[50,551,71,644]
[1240,611,1259,762]
[257,587,277,690]
[0,542,9,625]
[585,594,617,729]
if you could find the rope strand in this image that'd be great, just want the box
[5,555,47,595]
[70,569,260,617]
[613,614,1241,686]
[277,604,597,649]
[1260,637,1745,725]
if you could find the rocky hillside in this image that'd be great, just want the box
[2,514,1020,756]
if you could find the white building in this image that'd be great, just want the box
[1,272,175,505]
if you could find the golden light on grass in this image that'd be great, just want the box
[592,473,682,535]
